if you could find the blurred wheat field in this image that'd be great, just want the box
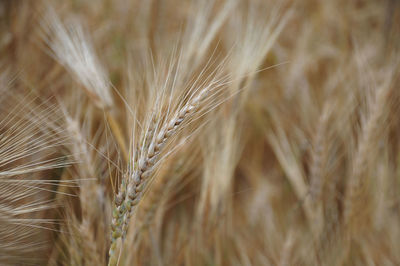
[1,0,400,265]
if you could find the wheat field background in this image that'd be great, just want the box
[1,0,400,265]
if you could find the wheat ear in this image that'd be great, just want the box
[108,86,212,264]
[42,10,129,162]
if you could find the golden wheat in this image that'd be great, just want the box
[1,0,400,265]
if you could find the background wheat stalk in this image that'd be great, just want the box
[1,0,400,265]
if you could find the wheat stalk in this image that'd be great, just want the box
[108,69,226,264]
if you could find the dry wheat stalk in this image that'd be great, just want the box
[108,66,227,264]
[2,0,400,265]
